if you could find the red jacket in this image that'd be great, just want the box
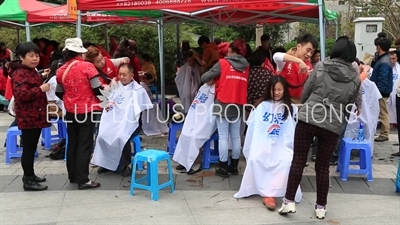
[11,64,50,130]
[218,42,230,59]
[216,59,249,105]
[279,60,313,98]
[0,69,6,91]
[130,56,142,82]
[0,48,12,60]
[100,57,118,85]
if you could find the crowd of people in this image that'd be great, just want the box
[0,32,400,220]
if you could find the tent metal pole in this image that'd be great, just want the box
[335,19,339,40]
[157,18,166,119]
[25,21,31,42]
[318,0,325,60]
[176,24,180,67]
[77,10,82,38]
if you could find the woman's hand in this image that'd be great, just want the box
[41,68,50,77]
[40,83,50,92]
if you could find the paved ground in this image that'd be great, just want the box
[0,100,399,224]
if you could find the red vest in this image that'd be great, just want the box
[0,48,11,60]
[263,58,276,74]
[279,60,312,98]
[100,57,118,85]
[216,59,249,105]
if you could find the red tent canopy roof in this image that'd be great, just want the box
[76,0,328,25]
[27,5,139,23]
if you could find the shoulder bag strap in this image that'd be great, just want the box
[62,60,79,83]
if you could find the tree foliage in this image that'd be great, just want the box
[347,0,400,40]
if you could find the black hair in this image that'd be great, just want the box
[110,35,117,39]
[214,38,222,45]
[83,42,96,48]
[119,63,134,74]
[272,47,286,55]
[17,42,40,58]
[197,36,210,46]
[32,38,39,45]
[142,54,153,62]
[313,50,321,55]
[375,38,392,52]
[246,43,252,60]
[330,38,357,63]
[377,32,387,38]
[62,49,80,62]
[354,58,361,66]
[261,34,270,42]
[0,42,5,48]
[262,75,293,120]
[249,50,266,67]
[114,40,133,58]
[297,33,319,50]
[48,60,60,78]
[182,51,193,60]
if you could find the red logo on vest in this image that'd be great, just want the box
[216,59,249,105]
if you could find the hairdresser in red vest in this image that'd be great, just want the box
[201,39,250,178]
[84,46,130,85]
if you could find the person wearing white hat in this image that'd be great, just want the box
[55,38,102,190]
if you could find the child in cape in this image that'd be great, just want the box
[234,75,302,210]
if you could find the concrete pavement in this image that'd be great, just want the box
[0,104,399,224]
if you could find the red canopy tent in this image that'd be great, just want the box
[76,0,335,25]
[27,5,139,23]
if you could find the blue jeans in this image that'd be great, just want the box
[216,116,242,162]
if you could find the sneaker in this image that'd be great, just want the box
[315,205,327,219]
[374,136,388,142]
[278,198,296,214]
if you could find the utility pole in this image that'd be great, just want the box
[255,24,263,47]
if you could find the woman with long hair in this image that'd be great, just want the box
[200,39,250,178]
[235,75,301,209]
[279,37,361,219]
[114,39,141,82]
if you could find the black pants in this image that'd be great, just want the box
[396,96,400,146]
[21,128,42,177]
[65,112,95,184]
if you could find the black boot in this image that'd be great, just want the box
[228,157,239,175]
[22,176,48,191]
[216,161,229,178]
[22,175,46,183]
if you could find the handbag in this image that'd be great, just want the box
[47,60,78,118]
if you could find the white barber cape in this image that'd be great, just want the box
[140,82,169,136]
[175,63,201,113]
[234,101,302,202]
[173,84,217,171]
[91,80,152,171]
[388,63,400,123]
[344,79,381,156]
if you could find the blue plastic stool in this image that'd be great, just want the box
[5,127,38,164]
[336,138,373,181]
[149,85,159,103]
[395,160,400,192]
[202,132,220,169]
[131,135,143,171]
[41,119,67,150]
[130,149,174,201]
[167,122,184,156]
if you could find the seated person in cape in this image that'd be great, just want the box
[91,63,152,177]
